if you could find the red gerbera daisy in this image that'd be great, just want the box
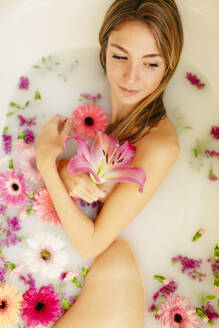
[72,102,108,138]
[22,285,60,327]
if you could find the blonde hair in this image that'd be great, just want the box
[99,0,184,144]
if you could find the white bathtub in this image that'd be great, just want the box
[0,1,219,327]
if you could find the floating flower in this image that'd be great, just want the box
[17,114,36,127]
[79,92,102,103]
[157,295,200,328]
[0,169,31,207]
[60,271,78,281]
[185,72,205,89]
[17,145,42,183]
[65,131,146,193]
[22,285,60,327]
[72,102,108,138]
[200,301,219,323]
[205,150,219,157]
[210,126,219,140]
[23,230,68,279]
[208,168,218,181]
[18,76,30,90]
[171,255,206,282]
[0,283,23,328]
[33,187,61,225]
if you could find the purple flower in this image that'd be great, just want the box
[152,280,178,302]
[185,72,205,89]
[17,115,36,127]
[20,273,36,288]
[7,216,21,232]
[172,255,206,281]
[208,168,218,181]
[201,302,219,322]
[25,129,35,144]
[210,126,219,140]
[0,205,7,216]
[205,150,219,157]
[2,134,12,154]
[18,76,30,90]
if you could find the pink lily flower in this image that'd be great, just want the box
[64,131,146,193]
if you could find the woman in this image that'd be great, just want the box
[36,0,183,326]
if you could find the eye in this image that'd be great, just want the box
[144,63,159,68]
[112,55,127,61]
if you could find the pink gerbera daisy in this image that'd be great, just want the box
[0,169,31,207]
[22,285,60,327]
[33,187,61,225]
[17,146,42,183]
[157,295,200,328]
[72,102,108,138]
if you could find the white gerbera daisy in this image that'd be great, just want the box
[23,231,68,279]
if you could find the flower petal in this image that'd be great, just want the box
[103,166,146,193]
[67,155,101,183]
[112,141,136,166]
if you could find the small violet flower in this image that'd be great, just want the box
[2,127,12,154]
[64,131,146,193]
[210,126,219,140]
[171,255,206,281]
[205,150,219,157]
[17,115,36,127]
[18,76,30,90]
[185,72,205,89]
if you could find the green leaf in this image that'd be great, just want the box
[214,273,219,287]
[201,296,206,305]
[207,321,214,326]
[26,209,34,215]
[7,112,15,117]
[9,159,14,169]
[25,193,35,199]
[33,65,41,69]
[81,266,89,280]
[25,100,30,107]
[154,275,166,283]
[61,298,71,310]
[17,131,26,141]
[214,245,219,258]
[5,261,16,270]
[206,295,216,300]
[192,231,202,242]
[42,56,46,64]
[183,126,193,129]
[152,306,158,314]
[34,90,42,102]
[9,101,20,109]
[193,147,198,158]
[3,126,8,134]
[196,307,207,319]
[71,276,82,288]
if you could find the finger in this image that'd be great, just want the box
[86,183,106,198]
[75,190,95,204]
[60,118,72,137]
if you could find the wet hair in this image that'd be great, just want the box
[98,0,184,144]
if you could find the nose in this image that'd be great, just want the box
[123,61,140,85]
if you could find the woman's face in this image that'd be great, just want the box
[105,20,166,107]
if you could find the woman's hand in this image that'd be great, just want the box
[36,114,72,170]
[58,159,106,204]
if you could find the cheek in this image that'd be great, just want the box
[143,70,165,91]
[106,60,122,83]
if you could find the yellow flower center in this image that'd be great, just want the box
[40,249,51,261]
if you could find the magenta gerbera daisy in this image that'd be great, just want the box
[157,295,200,328]
[0,169,31,207]
[22,285,60,327]
[72,102,108,138]
[33,187,61,225]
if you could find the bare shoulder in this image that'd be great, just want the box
[134,115,180,164]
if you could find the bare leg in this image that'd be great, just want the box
[53,239,145,328]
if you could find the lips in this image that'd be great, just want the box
[119,85,140,95]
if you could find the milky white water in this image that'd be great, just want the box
[0,0,219,327]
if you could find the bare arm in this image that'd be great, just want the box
[37,117,179,259]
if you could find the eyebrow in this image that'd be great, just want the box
[110,43,162,58]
